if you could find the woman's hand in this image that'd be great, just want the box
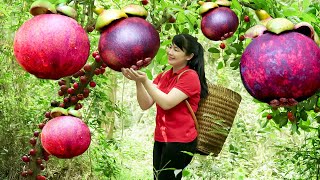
[121,68,134,80]
[121,68,148,83]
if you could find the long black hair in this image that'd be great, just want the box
[172,34,208,99]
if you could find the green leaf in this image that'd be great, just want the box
[225,46,237,55]
[145,69,153,80]
[291,123,298,134]
[231,0,242,11]
[304,6,316,14]
[283,7,299,16]
[181,151,194,156]
[182,169,191,177]
[262,120,269,128]
[217,61,224,70]
[303,0,311,10]
[208,47,220,53]
[279,115,288,128]
[300,110,308,121]
[317,97,320,107]
[299,124,311,132]
[155,48,167,65]
[230,58,240,68]
[301,13,318,23]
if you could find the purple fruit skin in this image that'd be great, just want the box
[201,7,239,41]
[14,14,90,80]
[98,17,160,71]
[240,32,320,103]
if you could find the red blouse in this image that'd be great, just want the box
[153,66,201,142]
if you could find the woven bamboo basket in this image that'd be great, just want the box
[195,83,241,156]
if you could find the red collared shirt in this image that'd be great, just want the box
[153,66,200,142]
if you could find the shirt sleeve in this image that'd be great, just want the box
[174,70,201,97]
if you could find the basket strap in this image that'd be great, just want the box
[177,69,199,131]
[185,100,199,131]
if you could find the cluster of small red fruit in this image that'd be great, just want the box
[56,51,105,110]
[20,51,106,179]
[20,127,49,179]
[266,111,296,123]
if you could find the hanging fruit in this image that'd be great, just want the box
[13,0,89,80]
[199,0,239,41]
[96,4,160,71]
[240,17,320,107]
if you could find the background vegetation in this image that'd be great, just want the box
[0,0,320,179]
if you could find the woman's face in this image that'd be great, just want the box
[166,43,192,67]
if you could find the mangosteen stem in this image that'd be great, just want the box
[63,60,103,109]
[27,139,44,179]
[85,0,95,30]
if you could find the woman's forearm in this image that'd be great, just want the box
[136,81,154,110]
[142,79,181,110]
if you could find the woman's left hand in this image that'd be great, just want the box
[121,68,148,83]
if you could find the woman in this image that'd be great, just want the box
[121,34,208,179]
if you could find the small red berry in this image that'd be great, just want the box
[59,103,65,108]
[100,68,106,74]
[168,16,176,23]
[36,158,42,165]
[219,43,226,49]
[141,0,149,5]
[77,94,84,100]
[95,55,101,63]
[80,76,87,84]
[287,112,295,122]
[86,26,94,33]
[27,169,33,175]
[73,83,79,89]
[63,97,70,103]
[94,68,101,75]
[89,81,96,87]
[58,80,66,86]
[38,123,45,129]
[92,51,99,58]
[30,137,37,146]
[70,96,78,104]
[33,131,40,137]
[244,15,250,22]
[67,88,75,95]
[36,175,46,180]
[101,63,107,68]
[29,149,37,156]
[84,64,92,72]
[60,85,68,92]
[75,103,83,110]
[239,35,245,41]
[266,114,272,120]
[39,164,45,170]
[21,171,28,177]
[45,112,51,118]
[83,88,90,98]
[43,156,49,161]
[22,155,30,162]
[58,90,64,96]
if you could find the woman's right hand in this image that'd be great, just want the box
[121,68,134,81]
[121,57,152,81]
